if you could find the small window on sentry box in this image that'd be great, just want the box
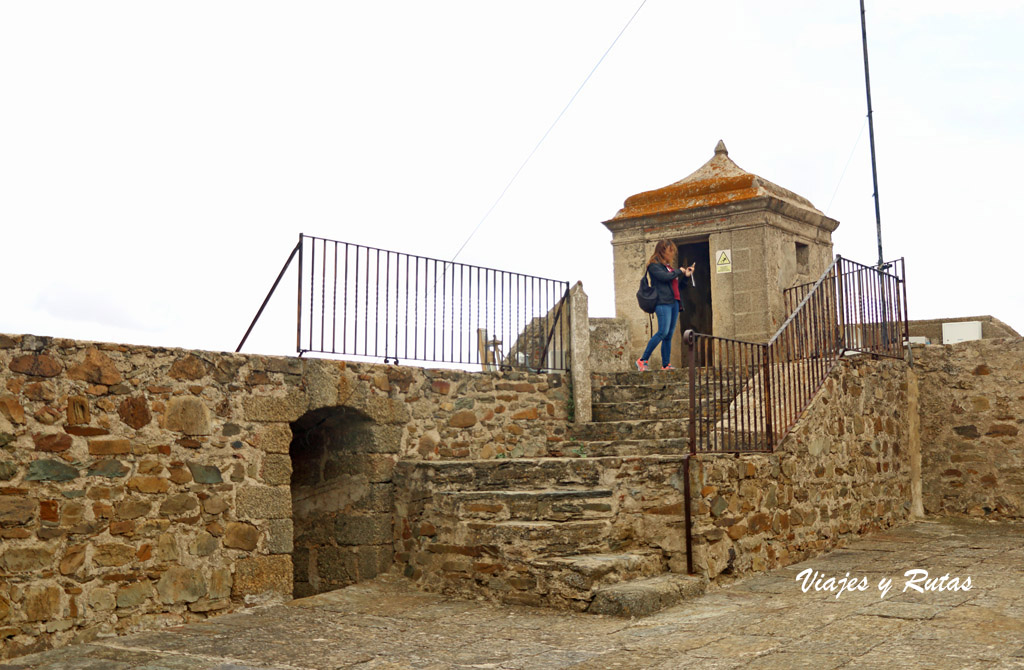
[795,242,809,274]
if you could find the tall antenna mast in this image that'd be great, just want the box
[860,0,884,268]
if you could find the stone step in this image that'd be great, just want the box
[592,398,692,422]
[461,519,612,557]
[587,573,707,617]
[433,489,615,522]
[592,370,692,387]
[532,552,666,604]
[550,438,690,458]
[401,456,687,494]
[569,419,688,442]
[594,383,691,405]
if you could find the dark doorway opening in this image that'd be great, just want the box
[677,240,712,360]
[289,407,397,598]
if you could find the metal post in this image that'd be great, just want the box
[860,0,884,268]
[296,233,304,354]
[236,240,301,353]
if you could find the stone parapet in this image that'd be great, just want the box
[689,357,913,579]
[915,337,1024,518]
[907,315,1021,343]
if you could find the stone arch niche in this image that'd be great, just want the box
[288,405,400,597]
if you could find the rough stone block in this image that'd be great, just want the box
[232,555,292,597]
[24,584,62,622]
[26,459,79,482]
[88,587,116,612]
[118,396,152,429]
[258,423,293,453]
[357,545,392,580]
[303,360,340,410]
[168,355,210,381]
[0,396,25,424]
[224,522,260,551]
[88,459,129,479]
[156,566,207,604]
[336,424,402,455]
[0,460,17,481]
[67,396,90,425]
[361,396,411,425]
[260,454,292,486]
[316,546,357,585]
[187,462,223,484]
[334,515,392,546]
[337,454,395,483]
[208,567,233,600]
[350,483,394,515]
[60,545,86,575]
[165,397,212,436]
[9,354,63,378]
[449,410,477,428]
[236,485,291,520]
[2,546,55,572]
[588,574,706,617]
[127,476,170,494]
[0,497,36,526]
[159,494,199,517]
[93,543,136,567]
[117,499,153,520]
[116,581,153,609]
[89,438,131,455]
[243,390,307,423]
[265,518,293,554]
[67,348,121,385]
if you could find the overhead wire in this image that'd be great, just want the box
[825,117,868,216]
[449,0,649,263]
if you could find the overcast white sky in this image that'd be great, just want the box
[2,1,1022,359]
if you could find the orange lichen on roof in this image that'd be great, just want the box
[609,141,820,222]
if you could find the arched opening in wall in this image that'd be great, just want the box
[288,406,399,598]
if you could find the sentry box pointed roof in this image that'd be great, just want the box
[607,141,823,223]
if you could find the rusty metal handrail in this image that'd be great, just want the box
[296,234,571,371]
[684,255,908,453]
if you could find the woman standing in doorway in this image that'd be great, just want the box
[637,240,695,371]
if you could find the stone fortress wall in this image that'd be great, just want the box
[0,333,567,659]
[914,338,1024,518]
[1,328,1021,659]
[690,357,914,579]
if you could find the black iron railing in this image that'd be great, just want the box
[239,234,571,371]
[685,256,908,453]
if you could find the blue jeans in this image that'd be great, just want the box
[641,302,679,367]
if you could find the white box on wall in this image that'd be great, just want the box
[942,321,982,344]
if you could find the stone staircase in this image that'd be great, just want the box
[394,369,707,616]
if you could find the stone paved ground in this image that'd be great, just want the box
[4,517,1024,670]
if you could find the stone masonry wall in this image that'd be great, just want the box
[915,338,1024,518]
[0,333,569,660]
[0,335,299,659]
[689,357,913,579]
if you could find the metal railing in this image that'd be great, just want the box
[238,234,571,371]
[685,256,908,453]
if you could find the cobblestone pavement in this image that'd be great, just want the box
[4,518,1024,670]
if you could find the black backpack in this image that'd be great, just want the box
[636,268,657,313]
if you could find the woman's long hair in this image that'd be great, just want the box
[648,240,677,267]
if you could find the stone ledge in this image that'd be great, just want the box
[586,573,707,617]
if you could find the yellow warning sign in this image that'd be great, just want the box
[716,249,732,274]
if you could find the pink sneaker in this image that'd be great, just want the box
[636,358,649,372]
[661,364,675,371]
